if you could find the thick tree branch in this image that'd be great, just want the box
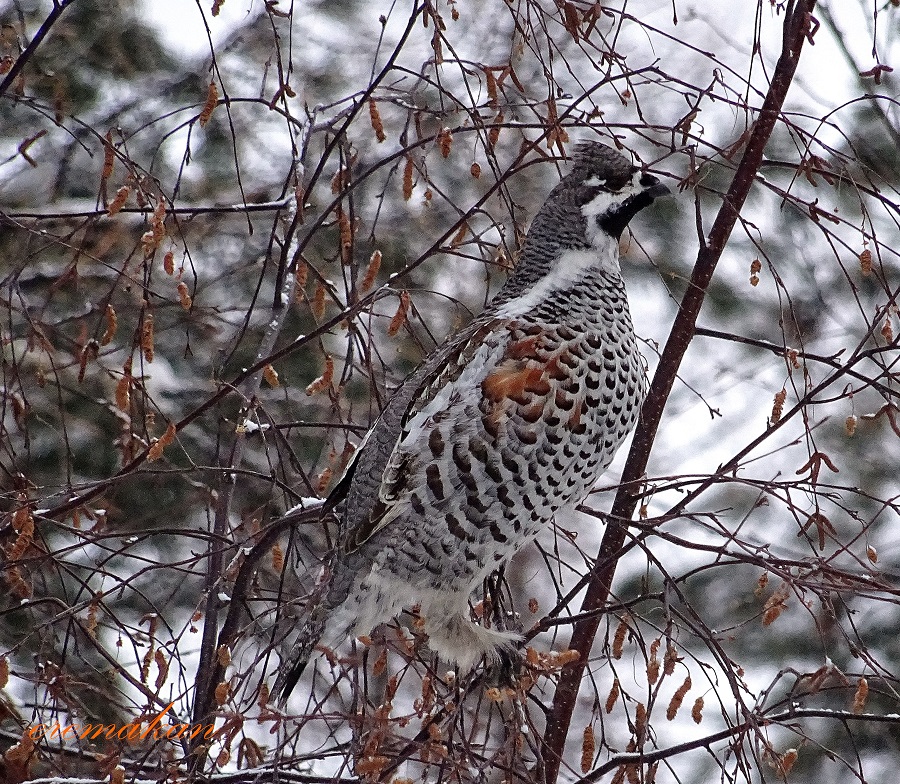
[541,3,820,781]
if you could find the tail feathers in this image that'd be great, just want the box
[273,597,330,706]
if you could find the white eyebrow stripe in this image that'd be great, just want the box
[583,176,607,187]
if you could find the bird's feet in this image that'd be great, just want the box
[423,612,522,673]
[485,643,524,688]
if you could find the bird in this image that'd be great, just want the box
[274,141,669,703]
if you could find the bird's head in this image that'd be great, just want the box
[506,142,669,288]
[563,141,670,241]
[491,142,669,316]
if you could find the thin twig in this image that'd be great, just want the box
[0,0,79,98]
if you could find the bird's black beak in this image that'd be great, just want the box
[639,172,670,199]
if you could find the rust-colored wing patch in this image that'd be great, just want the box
[481,328,580,437]
[482,358,551,404]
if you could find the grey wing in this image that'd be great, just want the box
[333,316,504,553]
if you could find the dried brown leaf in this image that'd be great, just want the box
[580,724,595,773]
[305,355,334,396]
[361,250,382,293]
[199,81,219,127]
[368,99,386,142]
[388,291,411,337]
[147,421,176,462]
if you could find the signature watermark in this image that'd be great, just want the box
[27,702,216,742]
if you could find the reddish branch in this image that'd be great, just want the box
[540,2,819,781]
